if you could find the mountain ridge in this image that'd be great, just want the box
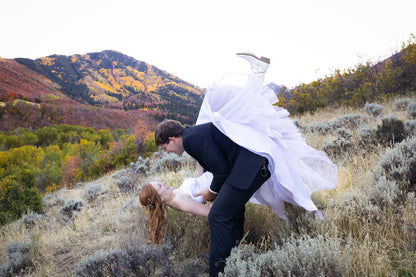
[0,50,206,132]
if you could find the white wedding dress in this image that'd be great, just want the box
[189,69,337,219]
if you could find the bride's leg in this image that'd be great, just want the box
[236,52,270,83]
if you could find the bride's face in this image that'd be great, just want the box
[149,181,173,202]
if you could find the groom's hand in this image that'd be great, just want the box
[194,189,217,203]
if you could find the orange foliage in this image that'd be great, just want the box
[62,155,81,189]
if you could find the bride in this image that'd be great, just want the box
[139,172,211,244]
[139,52,337,244]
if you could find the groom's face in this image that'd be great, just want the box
[160,137,184,156]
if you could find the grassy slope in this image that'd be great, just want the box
[1,96,416,276]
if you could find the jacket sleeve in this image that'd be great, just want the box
[183,128,230,193]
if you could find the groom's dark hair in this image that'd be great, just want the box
[155,119,185,145]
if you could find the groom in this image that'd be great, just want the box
[155,119,271,276]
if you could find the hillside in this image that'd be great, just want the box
[0,59,77,105]
[0,50,205,132]
[278,35,416,115]
[14,50,205,123]
[1,95,415,276]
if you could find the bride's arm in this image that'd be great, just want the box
[169,195,210,217]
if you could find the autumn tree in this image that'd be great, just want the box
[0,164,43,225]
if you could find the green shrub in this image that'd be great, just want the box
[73,244,177,276]
[405,119,416,136]
[330,113,362,130]
[375,116,405,146]
[358,124,377,146]
[394,98,413,111]
[322,137,353,159]
[222,234,351,277]
[35,145,63,192]
[130,156,153,176]
[371,137,416,209]
[0,167,43,225]
[83,183,107,202]
[112,168,139,193]
[152,152,196,173]
[305,121,331,134]
[142,137,158,158]
[110,135,138,168]
[406,102,416,119]
[364,103,384,117]
[335,127,353,140]
[59,199,83,219]
[0,233,39,276]
[42,193,65,208]
[21,211,43,228]
[110,156,153,194]
[175,259,209,276]
[16,130,39,147]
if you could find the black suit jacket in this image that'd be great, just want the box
[182,123,266,193]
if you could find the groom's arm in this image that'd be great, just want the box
[183,131,230,193]
[194,142,230,193]
[194,189,217,203]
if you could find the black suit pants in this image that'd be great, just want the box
[207,158,271,276]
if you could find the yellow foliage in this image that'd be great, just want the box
[122,76,145,92]
[46,144,61,153]
[134,70,145,79]
[40,57,55,66]
[108,73,122,91]
[79,139,96,152]
[146,83,157,92]
[46,183,59,193]
[91,93,119,103]
[96,68,123,91]
[172,91,186,100]
[99,68,110,75]
[95,81,118,94]
[0,145,45,168]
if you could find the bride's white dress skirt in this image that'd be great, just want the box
[187,73,337,219]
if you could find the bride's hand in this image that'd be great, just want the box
[194,189,217,203]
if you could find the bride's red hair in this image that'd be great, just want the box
[139,183,166,244]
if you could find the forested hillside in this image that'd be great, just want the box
[0,123,160,225]
[14,50,204,125]
[0,50,205,133]
[0,50,205,226]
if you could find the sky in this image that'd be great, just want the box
[1,0,415,89]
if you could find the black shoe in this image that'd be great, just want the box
[205,252,210,261]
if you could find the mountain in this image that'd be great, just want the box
[267,82,282,95]
[0,50,205,133]
[0,58,77,105]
